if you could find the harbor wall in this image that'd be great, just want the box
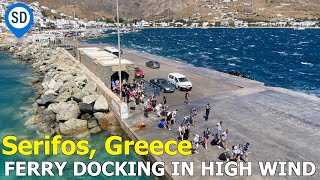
[63,49,172,180]
[62,49,130,119]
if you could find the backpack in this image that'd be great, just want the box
[211,138,219,145]
[219,152,231,161]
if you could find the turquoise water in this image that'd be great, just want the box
[85,28,320,97]
[0,52,153,179]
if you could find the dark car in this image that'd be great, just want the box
[61,44,74,50]
[134,67,145,78]
[146,60,160,69]
[150,78,175,93]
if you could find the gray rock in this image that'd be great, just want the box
[38,123,55,135]
[59,119,88,136]
[80,113,91,120]
[74,75,87,86]
[82,95,98,104]
[89,126,102,134]
[94,112,119,130]
[79,102,93,114]
[54,80,64,92]
[43,89,57,96]
[82,81,97,95]
[72,87,85,100]
[87,117,99,129]
[25,115,41,126]
[56,103,80,122]
[94,95,109,112]
[56,91,71,102]
[39,94,57,106]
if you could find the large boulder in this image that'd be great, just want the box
[89,126,102,134]
[82,81,97,95]
[25,115,41,126]
[80,113,91,120]
[106,126,123,136]
[93,95,109,112]
[59,119,88,136]
[38,94,57,106]
[75,75,87,87]
[82,95,98,104]
[87,117,99,129]
[71,87,85,101]
[56,103,80,122]
[79,103,93,114]
[56,91,71,102]
[53,80,64,92]
[94,112,119,130]
[37,123,55,135]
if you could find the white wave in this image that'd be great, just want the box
[231,48,238,51]
[226,57,240,61]
[201,54,210,59]
[248,45,256,48]
[214,48,220,50]
[275,51,288,56]
[301,62,314,66]
[298,41,310,45]
[153,47,163,51]
[292,52,303,56]
[228,63,236,66]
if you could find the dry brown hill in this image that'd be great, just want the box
[20,0,320,21]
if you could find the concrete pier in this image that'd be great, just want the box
[67,41,320,179]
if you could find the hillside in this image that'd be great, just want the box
[20,0,320,21]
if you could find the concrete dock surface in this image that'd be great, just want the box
[71,41,320,179]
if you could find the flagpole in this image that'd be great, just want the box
[116,0,122,102]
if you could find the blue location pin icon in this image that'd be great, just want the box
[5,3,34,38]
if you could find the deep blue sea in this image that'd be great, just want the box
[0,52,152,179]
[85,28,320,97]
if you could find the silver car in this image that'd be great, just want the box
[146,60,160,69]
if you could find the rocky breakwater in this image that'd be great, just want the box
[2,43,121,138]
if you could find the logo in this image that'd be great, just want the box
[5,3,34,38]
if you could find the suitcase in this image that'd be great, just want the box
[219,152,231,161]
[211,138,219,145]
[147,105,153,111]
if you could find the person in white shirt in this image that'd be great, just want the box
[221,129,229,150]
[216,121,224,143]
[232,144,243,165]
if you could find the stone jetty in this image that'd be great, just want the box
[0,42,119,138]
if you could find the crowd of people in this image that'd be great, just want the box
[153,99,250,164]
[113,79,251,164]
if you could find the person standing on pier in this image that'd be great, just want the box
[203,128,211,149]
[185,91,189,105]
[205,103,211,121]
[163,95,167,105]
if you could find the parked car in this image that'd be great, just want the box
[150,78,175,93]
[168,73,192,91]
[58,44,74,50]
[134,67,145,78]
[146,60,160,69]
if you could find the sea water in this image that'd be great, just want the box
[85,28,320,97]
[0,52,153,179]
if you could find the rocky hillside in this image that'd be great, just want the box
[21,0,320,21]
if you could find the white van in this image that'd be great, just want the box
[168,73,192,91]
[104,46,122,57]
